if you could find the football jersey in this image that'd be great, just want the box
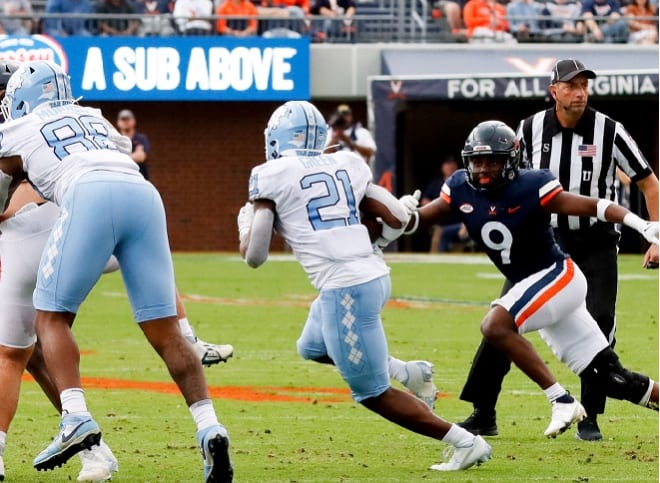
[0,104,140,205]
[249,151,389,290]
[441,169,568,283]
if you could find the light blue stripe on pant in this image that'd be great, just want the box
[34,171,176,322]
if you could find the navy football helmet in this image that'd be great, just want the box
[462,120,520,190]
[0,60,20,93]
[264,101,328,161]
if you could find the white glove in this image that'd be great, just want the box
[640,221,659,246]
[237,202,254,241]
[624,213,659,246]
[398,189,421,215]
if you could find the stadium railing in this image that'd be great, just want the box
[0,12,656,44]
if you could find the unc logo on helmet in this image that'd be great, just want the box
[461,120,520,190]
[264,101,328,161]
[0,60,74,121]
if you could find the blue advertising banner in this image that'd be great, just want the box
[0,35,310,101]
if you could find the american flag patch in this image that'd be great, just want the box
[578,144,597,157]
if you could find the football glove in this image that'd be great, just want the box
[640,221,659,246]
[399,189,421,215]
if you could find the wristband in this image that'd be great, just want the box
[596,199,613,222]
[403,211,419,235]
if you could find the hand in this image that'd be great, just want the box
[643,239,659,268]
[399,189,421,215]
[237,202,254,240]
[640,221,659,246]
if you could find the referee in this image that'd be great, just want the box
[457,59,659,441]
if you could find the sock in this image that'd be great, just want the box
[543,383,568,403]
[0,430,6,456]
[189,399,219,432]
[60,388,90,415]
[178,317,196,342]
[388,356,408,383]
[639,378,655,408]
[441,424,475,448]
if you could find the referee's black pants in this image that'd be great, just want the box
[459,223,620,418]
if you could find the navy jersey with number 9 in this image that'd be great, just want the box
[441,168,568,283]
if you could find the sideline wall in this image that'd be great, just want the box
[99,100,370,251]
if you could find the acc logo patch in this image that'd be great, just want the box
[459,203,474,213]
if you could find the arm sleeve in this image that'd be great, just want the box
[245,207,275,268]
[364,182,409,226]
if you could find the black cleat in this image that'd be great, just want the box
[576,416,603,441]
[457,408,498,436]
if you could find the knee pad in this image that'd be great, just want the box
[580,348,650,404]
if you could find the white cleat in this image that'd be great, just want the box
[430,435,492,471]
[402,360,439,409]
[544,397,587,438]
[190,338,234,367]
[77,439,118,482]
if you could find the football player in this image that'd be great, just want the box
[407,120,658,439]
[238,101,492,472]
[0,61,232,482]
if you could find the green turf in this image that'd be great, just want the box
[8,253,658,482]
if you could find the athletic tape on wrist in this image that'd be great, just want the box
[623,212,647,233]
[403,211,419,235]
[596,199,614,222]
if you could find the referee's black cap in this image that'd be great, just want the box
[550,59,597,84]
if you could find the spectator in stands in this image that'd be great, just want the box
[216,0,259,36]
[326,104,376,167]
[97,0,140,35]
[625,0,658,43]
[578,0,629,42]
[172,0,213,35]
[116,109,152,180]
[506,0,546,41]
[421,155,473,253]
[43,0,94,36]
[540,0,583,42]
[432,0,464,32]
[0,0,33,35]
[310,0,356,40]
[463,0,516,41]
[134,0,176,36]
[257,0,310,37]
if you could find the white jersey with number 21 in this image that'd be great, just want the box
[248,151,388,290]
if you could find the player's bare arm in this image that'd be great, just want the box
[413,196,455,232]
[544,191,659,245]
[0,155,26,212]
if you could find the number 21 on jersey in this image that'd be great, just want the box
[300,169,359,231]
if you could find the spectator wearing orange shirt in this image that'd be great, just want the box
[625,0,658,43]
[216,0,258,36]
[463,0,515,41]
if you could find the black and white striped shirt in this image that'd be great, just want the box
[517,106,653,232]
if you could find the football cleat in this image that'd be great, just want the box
[575,416,603,442]
[77,439,118,482]
[190,338,234,367]
[197,425,233,483]
[457,408,499,436]
[544,397,586,438]
[430,435,492,471]
[402,360,439,410]
[34,413,101,471]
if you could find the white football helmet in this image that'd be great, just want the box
[264,101,328,161]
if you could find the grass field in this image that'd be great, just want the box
[8,253,659,482]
